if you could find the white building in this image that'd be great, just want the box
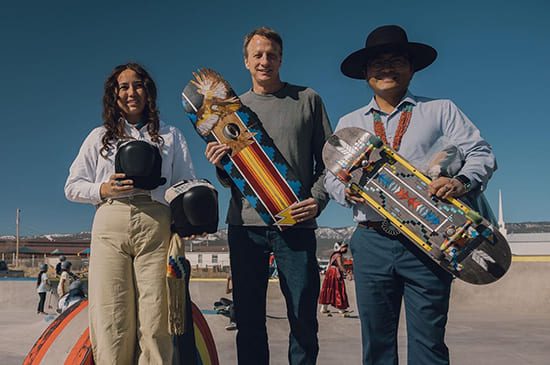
[498,190,550,255]
[507,233,550,256]
[185,249,230,268]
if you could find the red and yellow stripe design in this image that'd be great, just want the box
[233,140,299,227]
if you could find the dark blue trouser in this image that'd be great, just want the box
[351,225,453,365]
[37,292,47,313]
[228,225,320,365]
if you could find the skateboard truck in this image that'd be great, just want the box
[440,210,482,249]
[337,135,382,182]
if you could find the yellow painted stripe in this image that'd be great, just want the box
[512,256,550,262]
[193,322,212,365]
[242,146,285,210]
[239,147,290,210]
[242,147,291,207]
[350,184,432,251]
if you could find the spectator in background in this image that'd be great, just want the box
[57,260,73,298]
[58,280,87,313]
[36,263,53,315]
[55,255,66,277]
[319,242,352,315]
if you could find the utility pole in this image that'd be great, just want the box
[16,209,21,267]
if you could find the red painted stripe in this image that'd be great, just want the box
[247,143,297,202]
[232,143,297,217]
[233,152,280,215]
[237,146,289,210]
[64,328,94,365]
[23,300,88,364]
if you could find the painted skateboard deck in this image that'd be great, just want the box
[323,127,511,285]
[182,69,307,230]
[23,299,219,365]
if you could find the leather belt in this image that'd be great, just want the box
[358,221,384,230]
[96,194,152,208]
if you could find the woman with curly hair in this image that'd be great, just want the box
[65,62,196,364]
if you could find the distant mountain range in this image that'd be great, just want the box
[1,222,549,257]
[505,222,550,234]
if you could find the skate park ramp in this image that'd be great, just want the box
[1,260,549,364]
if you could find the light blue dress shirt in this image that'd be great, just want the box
[324,91,497,223]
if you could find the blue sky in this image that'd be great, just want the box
[1,0,549,235]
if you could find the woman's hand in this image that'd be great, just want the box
[100,173,134,199]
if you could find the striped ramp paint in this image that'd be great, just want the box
[23,299,218,365]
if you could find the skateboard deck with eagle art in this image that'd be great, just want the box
[323,127,511,285]
[182,69,308,230]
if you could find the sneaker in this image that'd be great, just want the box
[225,322,237,331]
[339,309,353,316]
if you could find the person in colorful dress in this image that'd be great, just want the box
[324,25,497,365]
[319,242,352,315]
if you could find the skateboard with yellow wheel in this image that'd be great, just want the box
[322,127,511,285]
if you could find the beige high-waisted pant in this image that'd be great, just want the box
[89,196,173,365]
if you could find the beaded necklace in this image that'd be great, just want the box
[372,103,413,151]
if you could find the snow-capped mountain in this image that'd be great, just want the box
[2,222,549,256]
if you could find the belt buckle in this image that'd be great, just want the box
[381,220,401,236]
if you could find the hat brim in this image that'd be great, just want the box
[341,42,437,79]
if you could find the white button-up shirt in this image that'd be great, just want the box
[65,120,196,206]
[324,92,497,223]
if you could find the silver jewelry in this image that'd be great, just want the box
[115,181,122,186]
[381,220,401,236]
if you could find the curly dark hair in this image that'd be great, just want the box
[100,62,163,158]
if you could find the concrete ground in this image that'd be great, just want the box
[1,261,549,364]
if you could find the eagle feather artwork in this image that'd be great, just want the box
[190,69,242,136]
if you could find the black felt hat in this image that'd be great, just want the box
[341,25,437,79]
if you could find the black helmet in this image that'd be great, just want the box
[115,140,167,190]
[69,280,83,291]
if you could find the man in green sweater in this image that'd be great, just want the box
[205,26,333,365]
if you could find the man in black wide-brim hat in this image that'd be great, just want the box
[325,25,498,364]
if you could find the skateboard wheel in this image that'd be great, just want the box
[369,135,383,148]
[466,210,483,225]
[223,123,241,140]
[445,227,456,236]
[337,171,351,182]
[430,247,445,260]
